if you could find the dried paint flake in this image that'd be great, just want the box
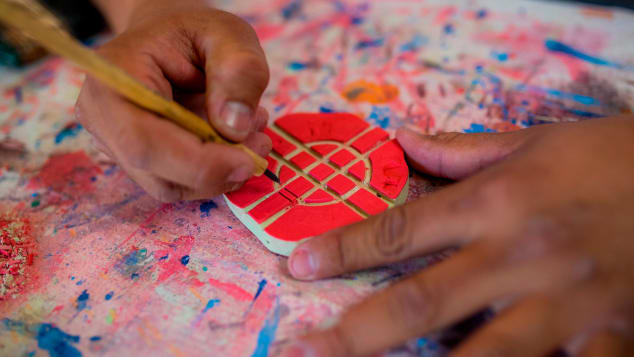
[0,215,36,300]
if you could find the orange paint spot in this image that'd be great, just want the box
[341,80,399,104]
[580,7,613,19]
[168,344,187,357]
[188,286,205,304]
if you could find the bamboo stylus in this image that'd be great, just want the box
[0,0,280,183]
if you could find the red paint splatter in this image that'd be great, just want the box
[208,278,253,302]
[0,215,36,300]
[155,236,195,283]
[29,151,102,198]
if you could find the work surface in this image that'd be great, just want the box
[1,0,633,356]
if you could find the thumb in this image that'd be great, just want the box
[201,13,270,142]
[396,127,532,180]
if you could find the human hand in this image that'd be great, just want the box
[284,116,634,356]
[76,0,271,201]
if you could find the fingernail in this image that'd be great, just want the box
[220,101,253,134]
[282,342,315,357]
[227,165,252,183]
[290,249,316,279]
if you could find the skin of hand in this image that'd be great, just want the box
[76,0,272,202]
[283,116,634,357]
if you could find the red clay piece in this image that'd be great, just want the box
[329,149,356,168]
[276,113,369,143]
[290,152,316,170]
[285,177,314,197]
[264,128,296,156]
[279,166,296,184]
[225,157,278,208]
[249,193,292,223]
[309,164,335,182]
[311,144,338,157]
[327,174,356,195]
[225,113,409,257]
[351,127,389,153]
[265,204,363,241]
[347,160,366,181]
[369,140,409,199]
[305,189,334,203]
[347,189,388,215]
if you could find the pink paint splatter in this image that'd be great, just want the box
[208,278,253,302]
[254,24,285,42]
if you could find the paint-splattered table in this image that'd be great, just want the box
[1,0,633,356]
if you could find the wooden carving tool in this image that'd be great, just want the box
[0,0,279,183]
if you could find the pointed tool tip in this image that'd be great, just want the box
[264,169,280,184]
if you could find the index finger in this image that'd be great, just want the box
[286,129,532,280]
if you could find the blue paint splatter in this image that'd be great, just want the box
[76,290,89,311]
[36,323,82,357]
[253,279,267,302]
[355,38,384,50]
[546,89,598,106]
[131,273,139,280]
[443,24,455,34]
[287,62,307,71]
[350,16,364,25]
[251,299,281,357]
[180,255,190,266]
[3,320,83,357]
[200,201,218,217]
[566,108,603,118]
[104,291,114,301]
[123,248,146,266]
[491,51,509,62]
[368,106,391,129]
[89,336,101,342]
[281,0,301,20]
[464,123,496,133]
[158,255,169,261]
[515,84,599,106]
[202,266,208,271]
[203,299,220,313]
[400,34,428,52]
[54,123,83,144]
[476,9,488,19]
[545,39,621,68]
[75,279,84,286]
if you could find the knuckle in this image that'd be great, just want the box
[224,53,270,89]
[372,205,412,259]
[512,216,574,260]
[334,228,357,272]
